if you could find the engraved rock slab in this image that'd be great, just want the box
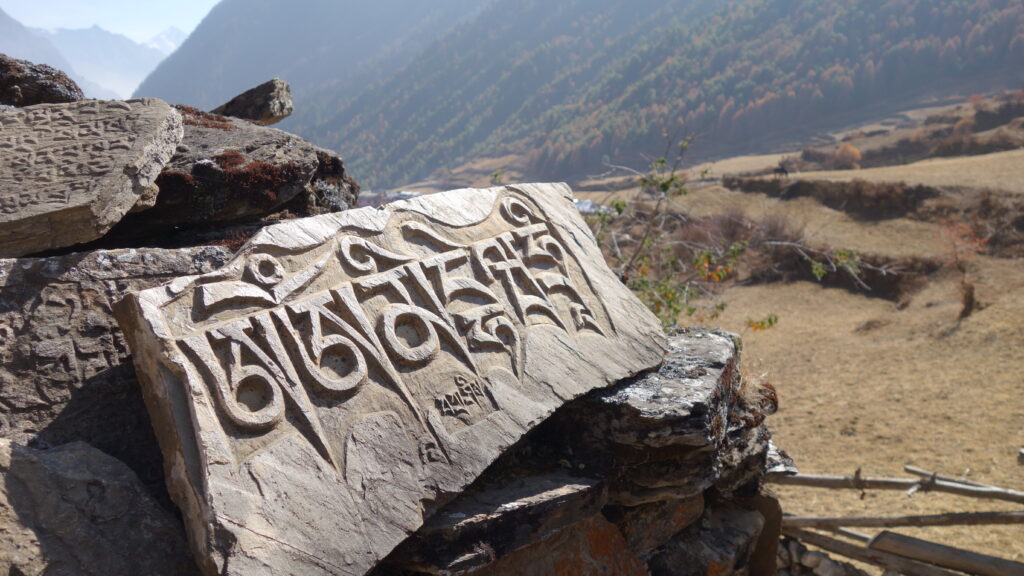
[116,183,667,576]
[0,246,233,500]
[0,98,183,257]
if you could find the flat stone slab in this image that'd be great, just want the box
[0,246,233,499]
[0,98,183,256]
[117,183,666,576]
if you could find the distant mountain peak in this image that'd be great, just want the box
[145,27,187,55]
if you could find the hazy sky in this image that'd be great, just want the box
[0,0,219,43]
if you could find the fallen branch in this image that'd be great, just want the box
[785,510,1024,529]
[870,531,1024,576]
[767,470,1024,504]
[782,527,960,576]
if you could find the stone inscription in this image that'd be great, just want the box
[171,193,610,466]
[0,99,182,256]
[118,183,667,576]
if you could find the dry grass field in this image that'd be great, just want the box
[794,149,1024,196]
[675,150,1024,565]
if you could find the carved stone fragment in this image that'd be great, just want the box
[0,439,195,576]
[211,78,294,125]
[0,53,83,106]
[0,246,232,499]
[0,98,183,257]
[116,183,667,576]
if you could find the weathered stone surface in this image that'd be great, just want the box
[604,495,705,558]
[116,183,666,576]
[0,246,233,498]
[105,105,359,242]
[463,515,649,576]
[211,78,294,126]
[554,329,773,505]
[0,53,83,106]
[0,439,194,576]
[0,99,183,257]
[647,501,765,576]
[390,473,606,574]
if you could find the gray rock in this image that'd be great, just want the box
[0,439,194,576]
[116,183,667,576]
[561,328,773,504]
[0,99,183,257]
[647,501,765,576]
[387,473,606,574]
[803,550,826,568]
[0,53,83,106]
[604,496,705,558]
[0,246,232,499]
[211,78,293,126]
[104,105,358,243]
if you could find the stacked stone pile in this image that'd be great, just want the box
[0,56,786,575]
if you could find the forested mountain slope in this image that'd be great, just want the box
[133,0,487,115]
[327,0,1024,187]
[138,0,1024,188]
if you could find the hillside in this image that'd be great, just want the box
[326,0,1024,188]
[134,0,487,115]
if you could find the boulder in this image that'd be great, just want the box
[0,439,194,576]
[0,246,232,499]
[0,99,183,257]
[0,53,83,106]
[103,104,358,244]
[211,78,294,126]
[116,183,667,576]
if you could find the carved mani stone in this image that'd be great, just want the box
[0,246,233,499]
[116,183,667,576]
[0,98,183,257]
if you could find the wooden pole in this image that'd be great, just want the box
[785,510,1024,529]
[768,472,1024,504]
[869,531,1024,576]
[903,465,990,488]
[782,527,961,576]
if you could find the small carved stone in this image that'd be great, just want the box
[0,246,233,499]
[0,53,83,106]
[0,98,183,257]
[116,183,667,576]
[211,78,294,125]
[0,439,195,576]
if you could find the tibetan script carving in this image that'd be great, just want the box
[0,99,183,257]
[116,183,666,576]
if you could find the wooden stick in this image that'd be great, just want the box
[785,510,1024,529]
[768,472,1024,504]
[823,526,872,543]
[782,527,961,576]
[869,531,1024,576]
[903,465,990,488]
